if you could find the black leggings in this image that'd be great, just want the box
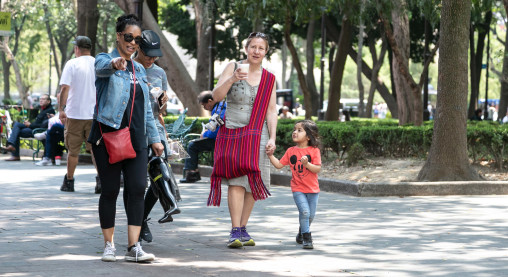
[93,143,148,229]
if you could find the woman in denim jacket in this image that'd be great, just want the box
[87,14,163,263]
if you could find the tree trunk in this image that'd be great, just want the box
[325,18,351,121]
[468,11,492,119]
[357,2,365,117]
[193,0,211,92]
[77,0,99,56]
[43,4,61,80]
[388,2,415,125]
[366,37,388,118]
[348,46,396,118]
[1,13,26,101]
[114,0,202,116]
[284,9,313,120]
[418,0,481,181]
[98,13,110,53]
[1,37,28,108]
[498,0,508,119]
[147,0,158,22]
[388,47,397,113]
[468,28,478,118]
[305,19,319,116]
[1,53,10,100]
[282,39,288,89]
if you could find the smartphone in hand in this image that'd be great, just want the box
[157,93,165,110]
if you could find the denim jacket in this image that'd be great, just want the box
[94,49,160,145]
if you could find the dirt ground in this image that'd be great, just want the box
[272,156,508,182]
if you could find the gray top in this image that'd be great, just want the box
[223,76,271,191]
[146,63,169,119]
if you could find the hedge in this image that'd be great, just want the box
[163,116,508,168]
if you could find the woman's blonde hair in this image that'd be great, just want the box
[245,32,269,51]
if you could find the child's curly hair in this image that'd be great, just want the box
[296,120,320,148]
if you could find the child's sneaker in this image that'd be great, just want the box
[227,227,243,248]
[101,241,116,262]
[125,242,155,262]
[302,232,314,249]
[240,226,255,246]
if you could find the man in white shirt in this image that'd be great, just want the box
[58,36,98,193]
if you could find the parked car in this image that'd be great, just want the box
[166,97,184,115]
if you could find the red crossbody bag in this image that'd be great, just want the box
[98,61,137,164]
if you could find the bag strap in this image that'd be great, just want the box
[97,60,137,136]
[246,69,274,129]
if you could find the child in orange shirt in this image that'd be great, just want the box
[266,120,321,249]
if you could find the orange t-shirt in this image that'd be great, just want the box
[279,146,321,193]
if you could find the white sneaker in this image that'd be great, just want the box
[125,242,155,262]
[34,132,47,141]
[35,157,52,166]
[101,241,116,262]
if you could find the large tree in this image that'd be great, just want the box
[0,0,29,101]
[114,0,203,116]
[325,16,351,121]
[378,0,439,126]
[76,0,99,56]
[418,0,481,181]
[467,0,493,119]
[498,0,508,121]
[192,0,212,91]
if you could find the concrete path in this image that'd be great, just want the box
[1,155,508,276]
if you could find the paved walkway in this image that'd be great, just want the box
[1,155,508,276]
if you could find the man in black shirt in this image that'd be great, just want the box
[4,94,55,161]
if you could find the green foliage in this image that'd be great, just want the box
[345,142,365,166]
[160,1,197,58]
[2,99,16,105]
[274,119,508,167]
[160,0,283,61]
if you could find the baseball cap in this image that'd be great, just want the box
[72,36,92,49]
[139,30,163,57]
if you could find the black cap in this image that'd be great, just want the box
[139,30,163,57]
[72,36,92,49]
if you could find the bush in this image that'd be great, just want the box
[345,142,365,166]
[275,119,508,166]
[165,115,508,167]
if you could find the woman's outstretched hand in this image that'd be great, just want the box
[111,57,127,71]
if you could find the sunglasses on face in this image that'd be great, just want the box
[118,32,143,44]
[248,32,268,39]
[141,50,159,61]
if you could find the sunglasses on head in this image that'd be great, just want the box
[248,32,267,39]
[118,32,143,44]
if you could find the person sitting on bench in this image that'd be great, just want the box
[180,91,226,183]
[3,94,55,161]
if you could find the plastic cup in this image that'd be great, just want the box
[150,87,162,99]
[55,156,61,166]
[238,63,249,76]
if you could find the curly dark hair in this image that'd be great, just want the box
[116,14,141,33]
[295,120,320,148]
